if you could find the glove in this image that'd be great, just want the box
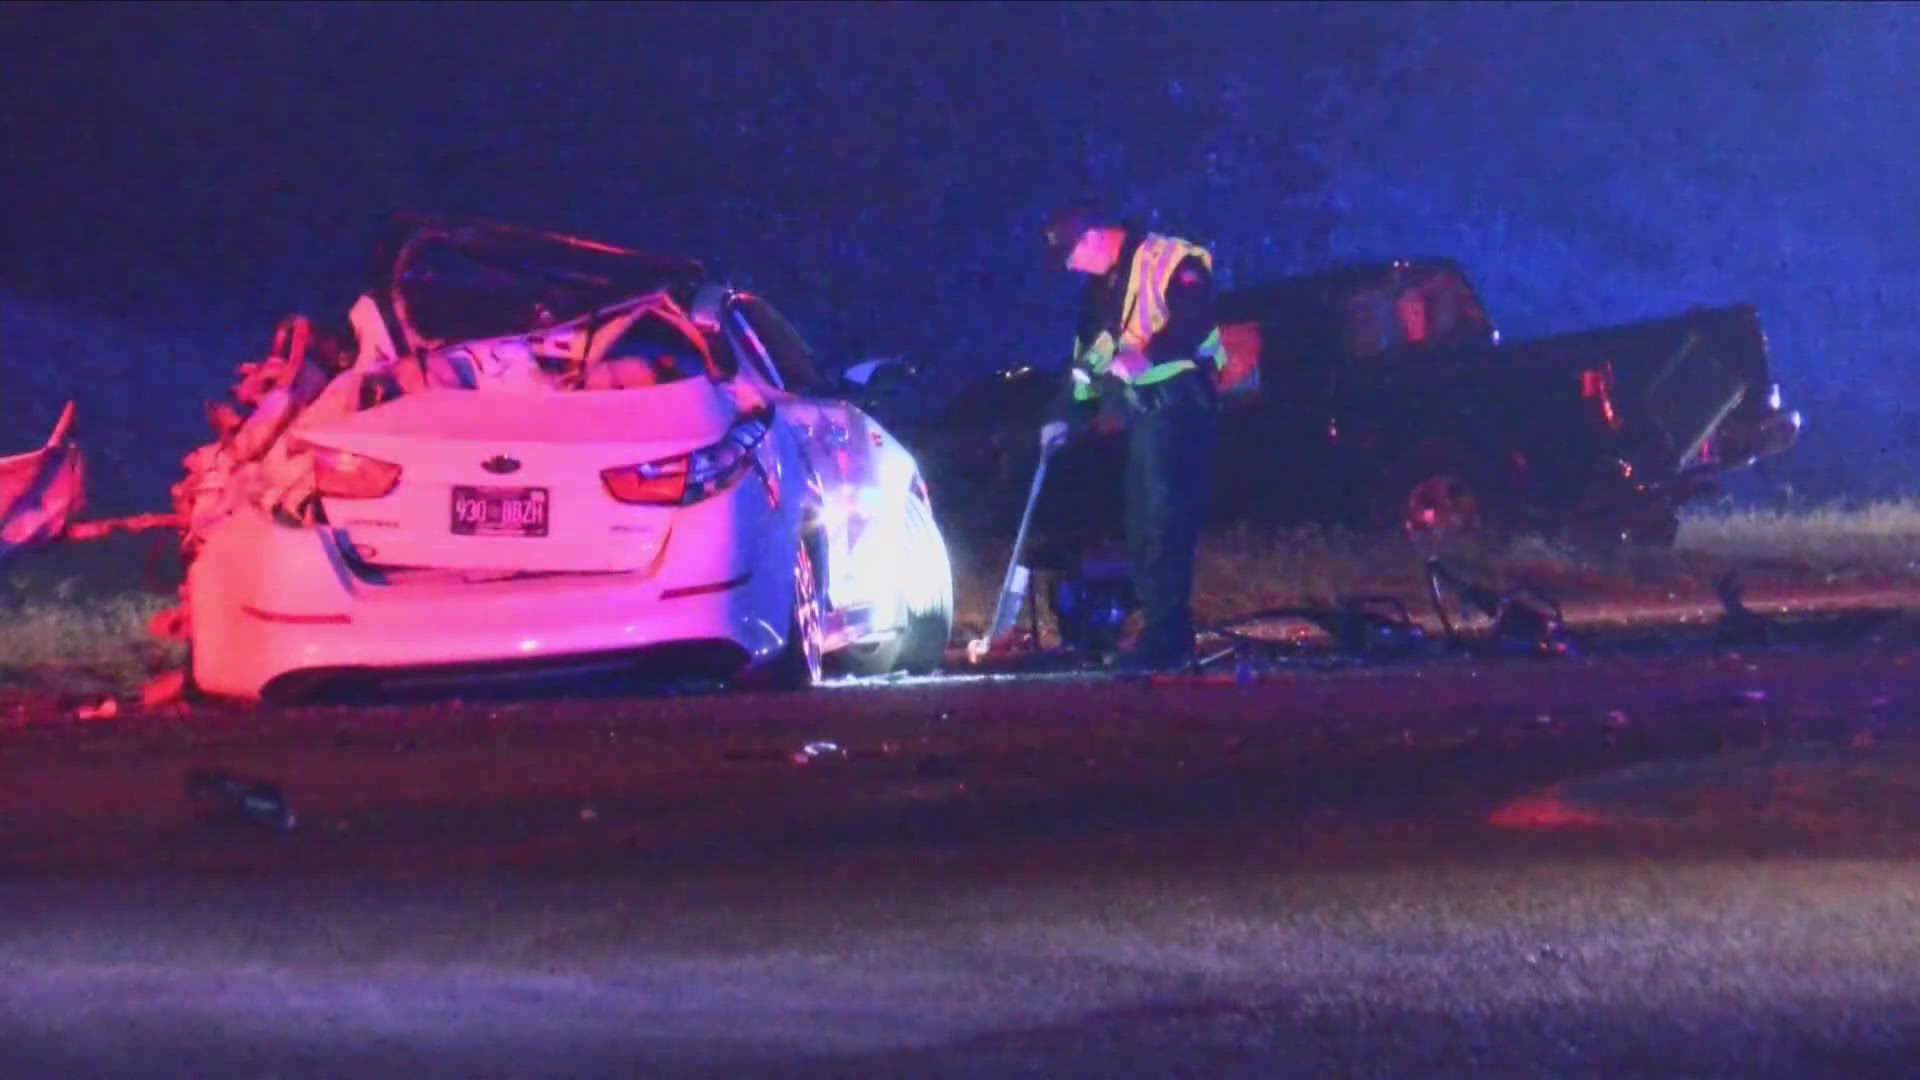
[1039,420,1069,451]
[1106,349,1150,383]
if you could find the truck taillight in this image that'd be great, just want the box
[293,439,402,499]
[1579,364,1621,431]
[602,410,772,507]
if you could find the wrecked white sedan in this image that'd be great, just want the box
[185,219,953,701]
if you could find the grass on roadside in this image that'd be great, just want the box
[1672,500,1920,568]
[0,590,182,699]
[948,499,1920,640]
[3,499,1920,698]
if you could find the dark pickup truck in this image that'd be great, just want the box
[900,257,1801,550]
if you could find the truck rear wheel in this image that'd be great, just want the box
[1364,450,1506,542]
[1404,474,1483,536]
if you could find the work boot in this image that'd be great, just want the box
[1105,637,1194,674]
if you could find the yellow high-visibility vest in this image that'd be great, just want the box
[1070,234,1225,401]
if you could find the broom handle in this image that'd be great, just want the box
[986,442,1056,637]
[1006,444,1054,582]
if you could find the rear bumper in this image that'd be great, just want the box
[1712,407,1803,468]
[259,640,757,701]
[1551,404,1804,540]
[189,495,797,701]
[1653,406,1805,507]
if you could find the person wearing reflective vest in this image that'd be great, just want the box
[1039,201,1226,671]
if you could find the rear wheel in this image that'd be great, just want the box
[1406,474,1483,535]
[835,496,954,677]
[1364,448,1506,542]
[740,539,822,691]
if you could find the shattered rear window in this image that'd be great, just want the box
[392,231,691,344]
[420,308,716,392]
[584,310,712,389]
[396,243,585,343]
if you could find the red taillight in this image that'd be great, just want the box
[602,456,689,505]
[1579,364,1621,431]
[293,439,402,499]
[602,410,771,507]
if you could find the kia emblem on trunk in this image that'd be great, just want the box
[481,454,522,475]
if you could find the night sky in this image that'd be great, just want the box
[2,1,1914,514]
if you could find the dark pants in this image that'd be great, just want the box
[1122,369,1218,659]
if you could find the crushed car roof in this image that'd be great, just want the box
[374,216,708,344]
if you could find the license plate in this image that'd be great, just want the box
[450,486,549,537]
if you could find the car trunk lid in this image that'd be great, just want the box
[295,380,736,573]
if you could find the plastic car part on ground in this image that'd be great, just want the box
[1,404,192,715]
[0,401,85,565]
[186,768,297,832]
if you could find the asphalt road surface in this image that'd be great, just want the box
[5,645,1920,1078]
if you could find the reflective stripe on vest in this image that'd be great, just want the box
[1194,326,1225,369]
[1070,364,1098,402]
[1128,239,1228,387]
[1118,235,1212,356]
[1129,357,1197,387]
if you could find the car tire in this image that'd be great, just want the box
[740,539,823,692]
[1362,447,1507,542]
[834,496,954,677]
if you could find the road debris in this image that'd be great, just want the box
[75,697,119,721]
[185,768,297,832]
[791,740,846,765]
[0,402,84,567]
[1426,559,1571,658]
[1203,594,1427,666]
[1714,570,1772,645]
[140,669,189,709]
[1526,943,1567,965]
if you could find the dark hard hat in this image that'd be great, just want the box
[1041,200,1110,267]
